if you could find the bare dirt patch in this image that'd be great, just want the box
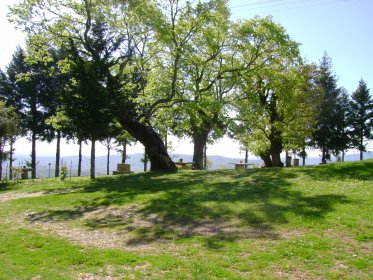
[22,204,305,254]
[0,192,45,203]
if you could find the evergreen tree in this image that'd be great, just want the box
[6,47,59,178]
[311,53,341,163]
[349,79,373,160]
[333,88,353,161]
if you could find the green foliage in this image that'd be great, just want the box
[60,164,68,181]
[349,79,373,159]
[310,53,342,163]
[231,17,320,167]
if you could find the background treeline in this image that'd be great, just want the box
[0,0,372,179]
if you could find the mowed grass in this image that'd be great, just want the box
[0,160,372,279]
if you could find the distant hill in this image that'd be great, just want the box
[2,151,372,178]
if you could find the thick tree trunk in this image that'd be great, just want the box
[31,132,36,179]
[164,133,168,153]
[106,146,110,175]
[78,139,82,177]
[55,131,61,177]
[192,132,209,170]
[116,117,176,172]
[203,144,207,170]
[259,152,272,167]
[270,138,284,167]
[90,139,95,179]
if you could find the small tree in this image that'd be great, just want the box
[349,79,373,160]
[0,101,20,180]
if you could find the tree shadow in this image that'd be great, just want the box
[297,160,373,181]
[23,167,352,248]
[0,181,19,193]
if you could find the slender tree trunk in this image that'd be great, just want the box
[55,131,61,177]
[106,146,110,176]
[245,149,249,169]
[192,132,209,170]
[342,150,345,162]
[0,141,3,181]
[143,150,148,172]
[31,132,36,179]
[360,130,364,160]
[302,146,306,166]
[78,139,82,177]
[121,142,127,164]
[90,139,95,179]
[9,138,14,180]
[321,144,327,164]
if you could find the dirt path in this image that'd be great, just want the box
[0,192,45,203]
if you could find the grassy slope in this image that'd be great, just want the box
[0,160,372,279]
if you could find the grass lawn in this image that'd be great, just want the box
[0,160,372,279]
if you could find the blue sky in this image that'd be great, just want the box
[229,0,373,93]
[0,0,372,158]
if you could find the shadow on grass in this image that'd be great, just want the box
[24,167,352,247]
[0,181,20,193]
[297,160,373,181]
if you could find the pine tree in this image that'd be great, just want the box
[349,79,373,160]
[311,53,341,163]
[333,88,352,161]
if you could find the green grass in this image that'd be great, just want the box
[0,160,372,279]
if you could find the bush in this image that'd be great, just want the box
[60,164,68,181]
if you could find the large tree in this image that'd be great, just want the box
[9,0,176,172]
[232,17,319,167]
[349,79,373,160]
[6,47,57,178]
[152,0,233,170]
[333,88,353,161]
[311,53,341,164]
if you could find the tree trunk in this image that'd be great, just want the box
[143,149,148,172]
[0,141,3,181]
[192,132,209,170]
[360,130,364,160]
[116,116,176,172]
[302,146,306,166]
[164,133,168,153]
[342,150,345,162]
[78,139,82,176]
[321,144,327,164]
[270,139,284,167]
[244,149,249,169]
[121,142,127,164]
[31,132,36,179]
[259,152,272,167]
[90,139,95,179]
[106,146,110,176]
[203,144,207,170]
[9,138,14,180]
[55,131,61,177]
